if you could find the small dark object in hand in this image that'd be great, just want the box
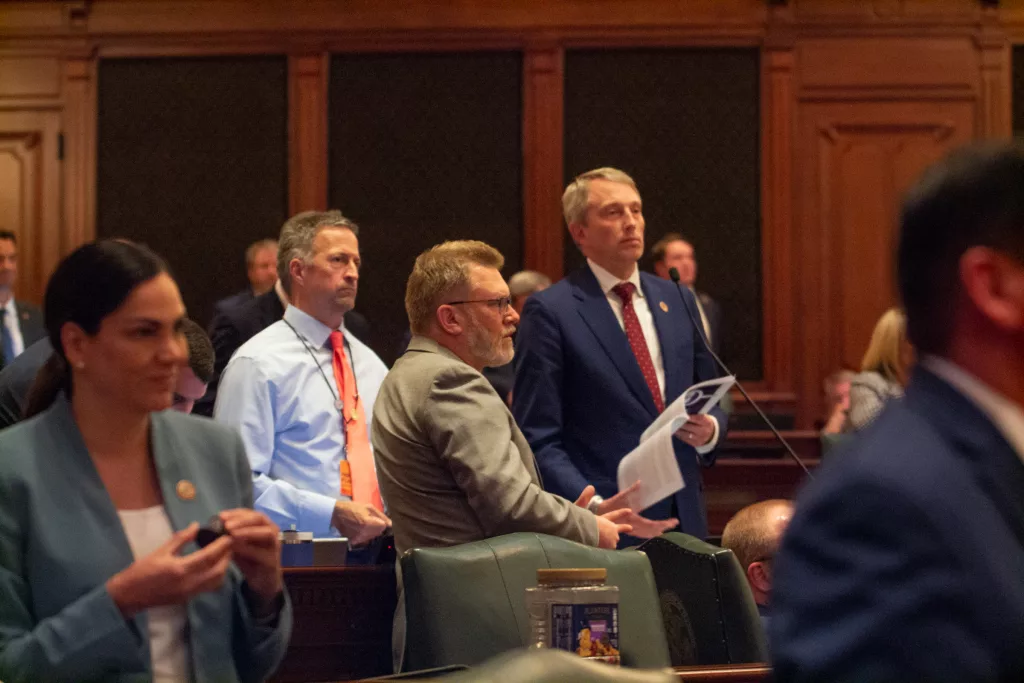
[196,516,227,548]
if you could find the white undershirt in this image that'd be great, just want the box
[117,506,191,682]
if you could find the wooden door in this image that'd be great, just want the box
[0,110,63,305]
[795,100,975,424]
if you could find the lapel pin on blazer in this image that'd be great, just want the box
[659,301,669,312]
[176,480,196,501]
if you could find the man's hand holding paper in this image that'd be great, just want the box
[617,376,736,513]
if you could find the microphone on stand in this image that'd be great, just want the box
[668,267,813,478]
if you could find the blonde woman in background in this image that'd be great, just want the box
[847,307,914,431]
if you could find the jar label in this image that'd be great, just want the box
[550,603,620,664]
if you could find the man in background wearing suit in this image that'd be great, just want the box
[513,168,726,544]
[651,233,722,355]
[0,231,44,369]
[211,238,279,319]
[372,241,674,555]
[772,143,1024,681]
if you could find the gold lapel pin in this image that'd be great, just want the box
[659,301,669,312]
[176,480,196,501]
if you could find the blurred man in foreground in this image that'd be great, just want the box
[772,143,1024,681]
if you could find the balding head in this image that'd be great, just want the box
[721,499,794,607]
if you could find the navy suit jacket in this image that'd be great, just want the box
[512,266,726,541]
[771,367,1024,682]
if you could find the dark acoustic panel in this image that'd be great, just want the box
[329,52,522,365]
[564,49,762,380]
[98,57,288,329]
[1013,47,1024,138]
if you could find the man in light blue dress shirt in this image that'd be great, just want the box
[215,211,391,544]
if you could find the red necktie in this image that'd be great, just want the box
[612,282,665,413]
[328,331,384,512]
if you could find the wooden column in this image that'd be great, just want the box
[522,45,564,280]
[61,53,97,253]
[288,53,329,214]
[760,43,797,402]
[977,17,1012,139]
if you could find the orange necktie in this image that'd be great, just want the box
[329,330,384,512]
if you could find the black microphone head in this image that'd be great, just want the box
[668,267,681,283]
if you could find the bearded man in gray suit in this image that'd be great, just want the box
[372,240,676,556]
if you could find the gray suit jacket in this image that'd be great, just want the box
[371,336,599,555]
[0,395,292,683]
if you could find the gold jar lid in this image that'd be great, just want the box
[536,568,607,584]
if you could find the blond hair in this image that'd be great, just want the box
[860,307,909,385]
[406,240,505,335]
[721,499,793,571]
[561,167,638,227]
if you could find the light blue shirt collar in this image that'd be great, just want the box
[283,305,347,349]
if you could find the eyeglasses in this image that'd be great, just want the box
[445,296,513,316]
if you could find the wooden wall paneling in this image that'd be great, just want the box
[289,53,329,214]
[794,100,975,426]
[0,1,766,38]
[522,46,564,280]
[760,45,797,400]
[0,110,63,306]
[62,55,98,256]
[977,28,1013,138]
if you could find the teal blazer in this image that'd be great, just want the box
[0,395,293,682]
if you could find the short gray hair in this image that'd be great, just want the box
[508,270,551,298]
[561,167,638,226]
[277,210,359,295]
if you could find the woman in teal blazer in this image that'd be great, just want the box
[0,241,292,682]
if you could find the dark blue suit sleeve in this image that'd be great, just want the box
[512,296,590,501]
[771,480,990,683]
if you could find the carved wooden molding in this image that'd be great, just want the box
[817,120,957,143]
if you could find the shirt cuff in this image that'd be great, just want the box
[695,415,720,455]
[300,489,339,536]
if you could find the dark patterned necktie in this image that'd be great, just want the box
[612,282,664,413]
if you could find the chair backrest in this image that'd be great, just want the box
[638,532,768,666]
[399,532,671,672]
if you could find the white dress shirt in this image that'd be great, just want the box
[1,297,25,359]
[923,356,1024,465]
[118,506,189,683]
[586,259,719,454]
[214,305,389,537]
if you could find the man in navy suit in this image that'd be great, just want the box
[211,238,279,320]
[512,167,726,543]
[0,231,44,370]
[771,143,1024,681]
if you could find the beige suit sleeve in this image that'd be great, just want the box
[425,364,599,546]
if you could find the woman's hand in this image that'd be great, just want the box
[219,508,284,614]
[106,522,233,618]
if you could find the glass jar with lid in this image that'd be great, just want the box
[525,568,621,665]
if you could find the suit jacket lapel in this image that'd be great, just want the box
[150,413,199,533]
[572,268,659,417]
[911,368,1024,546]
[642,275,685,402]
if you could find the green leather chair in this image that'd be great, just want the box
[638,533,768,666]
[398,532,671,672]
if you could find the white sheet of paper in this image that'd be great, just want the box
[619,375,736,511]
[617,414,689,511]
